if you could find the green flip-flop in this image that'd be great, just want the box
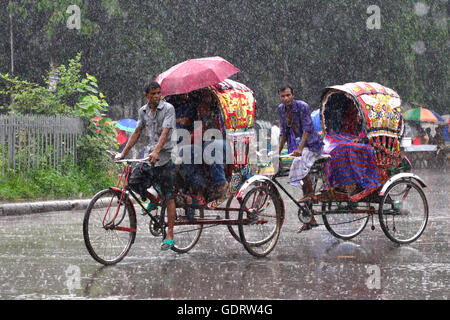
[160,239,175,251]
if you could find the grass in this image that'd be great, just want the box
[0,162,118,203]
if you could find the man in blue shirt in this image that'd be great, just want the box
[277,85,324,232]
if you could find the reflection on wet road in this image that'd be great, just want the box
[0,169,448,299]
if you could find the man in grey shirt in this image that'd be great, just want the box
[117,81,177,251]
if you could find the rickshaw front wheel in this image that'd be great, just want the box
[83,188,137,265]
[237,185,283,258]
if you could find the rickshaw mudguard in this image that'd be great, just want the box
[379,173,427,196]
[236,175,285,222]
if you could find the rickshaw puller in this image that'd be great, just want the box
[116,81,177,251]
[277,85,324,232]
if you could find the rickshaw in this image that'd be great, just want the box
[83,79,284,265]
[249,82,428,244]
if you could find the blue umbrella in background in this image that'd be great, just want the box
[116,118,137,132]
[311,109,322,132]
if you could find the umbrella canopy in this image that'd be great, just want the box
[403,107,439,122]
[91,116,103,122]
[156,56,240,96]
[115,118,137,132]
[311,109,322,132]
[429,109,445,122]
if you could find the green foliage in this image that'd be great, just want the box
[2,0,447,117]
[76,119,117,173]
[0,160,118,201]
[0,53,108,117]
[0,53,118,200]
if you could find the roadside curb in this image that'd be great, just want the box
[0,199,93,216]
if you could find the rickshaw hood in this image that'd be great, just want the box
[321,81,404,139]
[209,79,256,132]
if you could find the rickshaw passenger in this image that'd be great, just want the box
[340,101,366,140]
[324,100,380,196]
[277,85,324,232]
[179,93,229,201]
[173,94,196,131]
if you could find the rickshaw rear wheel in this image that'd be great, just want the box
[238,185,282,257]
[378,179,428,244]
[322,201,370,240]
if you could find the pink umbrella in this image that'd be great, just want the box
[155,56,240,96]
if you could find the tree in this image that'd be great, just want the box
[0,0,447,119]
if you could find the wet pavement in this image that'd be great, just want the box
[0,168,448,300]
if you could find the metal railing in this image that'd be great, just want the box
[0,115,84,176]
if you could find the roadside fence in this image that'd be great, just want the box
[0,115,84,177]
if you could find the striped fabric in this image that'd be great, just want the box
[324,133,380,190]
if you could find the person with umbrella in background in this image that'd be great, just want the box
[116,81,177,251]
[117,129,128,152]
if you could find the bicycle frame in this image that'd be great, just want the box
[113,160,260,229]
[110,160,163,231]
[270,157,376,217]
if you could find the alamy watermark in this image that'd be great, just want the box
[366,265,381,290]
[317,262,382,291]
[366,5,381,30]
[65,264,81,292]
[66,5,81,30]
[167,123,278,169]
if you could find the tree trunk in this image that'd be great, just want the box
[9,0,14,104]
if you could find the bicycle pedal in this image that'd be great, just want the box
[298,205,313,224]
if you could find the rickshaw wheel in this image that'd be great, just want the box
[160,205,204,253]
[226,181,272,243]
[83,188,137,265]
[322,201,370,240]
[225,196,241,243]
[378,179,428,244]
[238,185,282,258]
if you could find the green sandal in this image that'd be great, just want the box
[161,239,175,251]
[140,202,158,216]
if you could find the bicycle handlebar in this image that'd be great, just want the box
[114,158,150,164]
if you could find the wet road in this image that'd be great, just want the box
[0,169,448,300]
